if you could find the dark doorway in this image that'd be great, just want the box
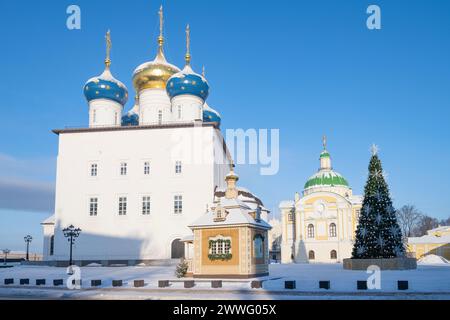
[171,239,184,259]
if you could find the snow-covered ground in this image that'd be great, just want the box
[0,263,449,300]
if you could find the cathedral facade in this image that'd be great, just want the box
[279,138,362,263]
[41,8,248,266]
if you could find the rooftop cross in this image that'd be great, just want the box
[185,24,191,65]
[105,30,111,68]
[158,5,164,47]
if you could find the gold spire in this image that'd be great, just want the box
[185,24,191,65]
[105,30,112,68]
[322,135,327,150]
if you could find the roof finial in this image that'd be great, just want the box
[105,30,112,68]
[202,65,206,78]
[185,24,191,65]
[158,5,164,48]
[322,135,327,150]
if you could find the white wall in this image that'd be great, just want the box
[50,125,229,261]
[89,99,123,127]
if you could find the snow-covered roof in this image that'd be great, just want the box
[427,226,450,234]
[180,235,194,242]
[215,187,265,208]
[279,200,294,208]
[408,234,450,244]
[41,215,55,225]
[189,198,271,230]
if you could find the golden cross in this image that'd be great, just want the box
[185,24,191,64]
[105,30,111,67]
[157,5,164,48]
[159,5,163,37]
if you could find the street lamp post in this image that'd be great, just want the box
[24,235,32,261]
[2,249,10,265]
[62,225,81,267]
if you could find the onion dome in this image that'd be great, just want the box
[203,102,221,125]
[166,25,209,101]
[122,96,140,126]
[304,136,349,190]
[132,6,180,92]
[84,31,128,106]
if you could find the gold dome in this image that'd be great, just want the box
[132,48,180,91]
[132,5,180,92]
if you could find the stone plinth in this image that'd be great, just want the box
[343,258,417,270]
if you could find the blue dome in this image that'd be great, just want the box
[166,65,209,101]
[203,103,221,125]
[121,111,139,126]
[84,68,128,106]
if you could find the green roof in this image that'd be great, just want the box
[304,170,349,189]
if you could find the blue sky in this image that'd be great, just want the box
[0,0,449,253]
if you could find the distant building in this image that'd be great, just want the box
[268,218,282,262]
[279,138,362,263]
[408,226,450,260]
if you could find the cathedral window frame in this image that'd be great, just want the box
[141,195,151,215]
[90,163,98,177]
[89,197,98,216]
[307,224,315,238]
[143,161,150,175]
[120,162,128,176]
[177,105,182,120]
[118,196,127,216]
[329,223,337,238]
[330,250,337,259]
[174,194,183,214]
[158,110,163,125]
[175,160,182,174]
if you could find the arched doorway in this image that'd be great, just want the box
[171,239,184,259]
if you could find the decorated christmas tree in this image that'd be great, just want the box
[352,145,405,259]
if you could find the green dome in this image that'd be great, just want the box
[320,151,330,158]
[304,170,349,189]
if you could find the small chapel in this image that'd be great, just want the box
[184,168,272,278]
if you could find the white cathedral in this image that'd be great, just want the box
[41,8,269,266]
[279,138,363,263]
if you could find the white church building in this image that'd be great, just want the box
[279,138,363,263]
[39,9,262,266]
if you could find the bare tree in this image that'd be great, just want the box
[439,217,450,226]
[412,215,440,237]
[396,205,422,237]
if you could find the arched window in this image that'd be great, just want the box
[330,250,337,259]
[253,234,264,259]
[307,224,314,238]
[50,235,54,256]
[308,250,315,260]
[329,223,337,237]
